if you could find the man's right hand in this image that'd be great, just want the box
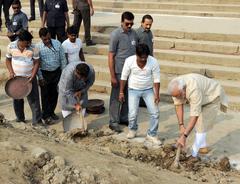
[9,72,15,79]
[38,79,46,86]
[75,103,81,111]
[119,93,125,103]
[111,77,118,87]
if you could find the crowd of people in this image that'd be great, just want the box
[3,0,229,159]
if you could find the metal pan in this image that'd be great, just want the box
[86,99,105,114]
[5,76,32,99]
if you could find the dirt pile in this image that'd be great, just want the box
[0,119,239,184]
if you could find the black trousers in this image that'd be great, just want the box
[109,74,128,125]
[30,0,44,18]
[40,68,61,120]
[13,77,42,124]
[48,26,66,43]
[73,8,91,42]
[0,0,14,27]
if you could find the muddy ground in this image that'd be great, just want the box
[0,117,239,184]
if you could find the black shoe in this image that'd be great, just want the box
[86,40,96,46]
[43,117,53,125]
[16,119,26,123]
[119,121,129,126]
[109,124,122,133]
[31,120,45,127]
[28,17,35,21]
[51,113,59,120]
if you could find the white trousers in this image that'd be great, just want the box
[192,132,207,157]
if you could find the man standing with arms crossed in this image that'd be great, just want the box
[108,11,138,132]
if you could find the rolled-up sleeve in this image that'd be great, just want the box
[121,59,130,80]
[152,61,160,83]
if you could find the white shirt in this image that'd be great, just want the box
[62,38,82,63]
[121,55,160,90]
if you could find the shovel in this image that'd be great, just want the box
[170,145,183,171]
[63,98,87,133]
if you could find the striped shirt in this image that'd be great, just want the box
[6,40,39,77]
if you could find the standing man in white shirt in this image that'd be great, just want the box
[119,43,161,145]
[62,25,85,63]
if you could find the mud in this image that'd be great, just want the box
[0,119,240,184]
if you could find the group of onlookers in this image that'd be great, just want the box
[3,0,229,159]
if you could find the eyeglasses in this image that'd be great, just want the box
[125,22,134,27]
[12,6,20,9]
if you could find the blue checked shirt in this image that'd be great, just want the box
[37,39,67,79]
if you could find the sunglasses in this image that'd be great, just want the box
[12,6,20,9]
[125,22,134,26]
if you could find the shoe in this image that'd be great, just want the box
[127,130,136,139]
[28,17,35,21]
[109,124,122,133]
[43,117,53,125]
[86,40,96,46]
[146,134,162,146]
[31,120,45,127]
[51,113,59,120]
[199,147,211,154]
[16,119,26,123]
[119,121,129,126]
[187,155,201,163]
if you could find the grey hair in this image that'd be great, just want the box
[167,78,186,95]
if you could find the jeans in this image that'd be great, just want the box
[128,88,159,136]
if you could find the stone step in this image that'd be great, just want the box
[86,32,240,55]
[93,1,240,12]
[90,79,240,111]
[2,20,240,43]
[83,44,240,68]
[94,7,240,18]
[94,0,240,4]
[85,54,240,90]
[93,67,240,97]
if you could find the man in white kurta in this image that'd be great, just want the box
[167,73,228,157]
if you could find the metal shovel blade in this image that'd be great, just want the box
[63,111,84,132]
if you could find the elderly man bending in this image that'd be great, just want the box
[58,62,95,118]
[119,44,161,145]
[167,73,228,157]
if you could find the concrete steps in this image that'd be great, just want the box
[86,32,240,55]
[85,54,240,110]
[85,54,240,93]
[83,44,240,68]
[92,0,240,17]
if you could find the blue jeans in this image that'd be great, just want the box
[128,88,159,136]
